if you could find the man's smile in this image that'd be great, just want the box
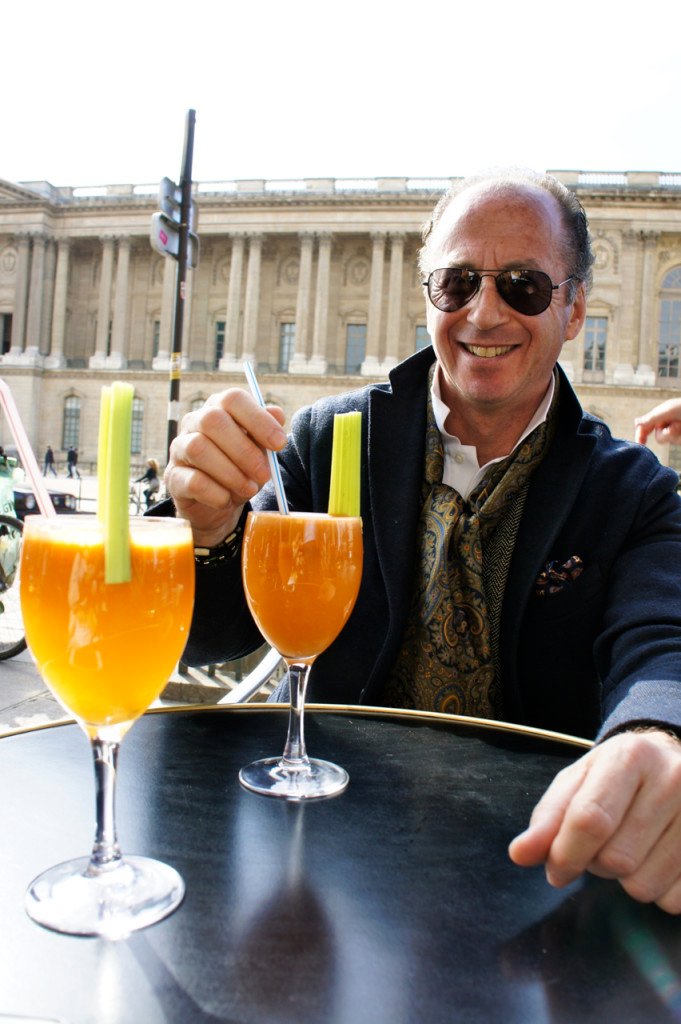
[461,343,517,358]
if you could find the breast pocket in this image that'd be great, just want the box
[531,562,604,625]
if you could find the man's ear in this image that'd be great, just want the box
[565,281,587,341]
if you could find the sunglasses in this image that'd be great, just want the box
[423,267,574,317]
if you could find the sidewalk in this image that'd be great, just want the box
[49,472,100,514]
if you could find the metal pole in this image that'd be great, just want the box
[166,108,196,458]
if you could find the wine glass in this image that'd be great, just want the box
[19,514,195,938]
[239,510,363,800]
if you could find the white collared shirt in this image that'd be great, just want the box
[430,368,555,501]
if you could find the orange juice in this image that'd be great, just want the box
[20,516,194,726]
[242,511,362,663]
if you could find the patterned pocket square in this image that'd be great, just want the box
[535,555,584,597]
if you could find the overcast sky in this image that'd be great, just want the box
[4,0,679,188]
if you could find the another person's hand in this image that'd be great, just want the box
[635,399,681,446]
[509,729,681,913]
[164,389,287,548]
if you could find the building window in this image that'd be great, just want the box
[191,397,205,412]
[214,321,225,370]
[131,398,143,455]
[61,396,80,450]
[279,322,296,371]
[345,324,366,373]
[584,316,607,371]
[659,267,681,379]
[415,325,430,351]
[1,313,11,354]
[152,319,161,358]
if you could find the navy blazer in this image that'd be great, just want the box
[184,348,681,741]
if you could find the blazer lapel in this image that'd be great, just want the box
[367,351,433,625]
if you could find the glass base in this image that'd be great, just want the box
[239,756,349,800]
[25,854,185,939]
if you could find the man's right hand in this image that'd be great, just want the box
[164,388,287,548]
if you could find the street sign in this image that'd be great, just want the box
[150,212,180,258]
[158,176,182,221]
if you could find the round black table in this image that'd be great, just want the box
[1,705,679,1024]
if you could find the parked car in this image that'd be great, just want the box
[12,485,78,520]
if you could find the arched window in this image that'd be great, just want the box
[131,398,143,455]
[214,321,225,369]
[61,395,80,450]
[345,324,366,373]
[279,322,296,371]
[658,267,681,379]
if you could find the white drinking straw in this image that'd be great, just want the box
[0,378,56,517]
[243,361,289,515]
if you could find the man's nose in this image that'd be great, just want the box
[465,275,510,329]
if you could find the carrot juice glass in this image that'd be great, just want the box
[239,510,363,799]
[19,514,194,937]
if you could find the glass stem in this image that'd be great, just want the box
[88,736,123,872]
[282,663,311,767]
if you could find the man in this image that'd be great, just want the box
[165,168,681,913]
[66,446,80,479]
[43,445,57,476]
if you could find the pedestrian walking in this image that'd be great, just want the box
[66,447,80,479]
[43,445,57,476]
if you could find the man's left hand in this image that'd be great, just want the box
[508,729,681,913]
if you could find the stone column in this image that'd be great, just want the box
[108,236,131,369]
[152,256,176,369]
[382,232,404,372]
[361,233,386,376]
[634,231,659,385]
[45,238,70,368]
[308,232,332,374]
[289,232,314,372]
[40,238,56,356]
[89,236,115,368]
[23,233,47,364]
[7,234,30,359]
[240,234,262,366]
[220,234,245,371]
[612,230,638,384]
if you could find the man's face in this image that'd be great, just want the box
[423,184,586,426]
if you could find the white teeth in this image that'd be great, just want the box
[464,344,513,358]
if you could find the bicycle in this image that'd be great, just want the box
[129,481,143,515]
[0,513,26,661]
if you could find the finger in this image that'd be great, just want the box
[619,814,681,910]
[543,740,651,888]
[634,422,650,445]
[590,739,681,904]
[508,757,589,867]
[655,422,681,444]
[211,389,287,451]
[169,430,261,509]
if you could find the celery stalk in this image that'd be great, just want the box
[104,381,133,583]
[97,386,111,523]
[327,411,362,517]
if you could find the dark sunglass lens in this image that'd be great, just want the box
[498,270,552,315]
[429,269,478,311]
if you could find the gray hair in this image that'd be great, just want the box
[419,167,594,299]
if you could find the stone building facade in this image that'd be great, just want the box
[1,170,681,473]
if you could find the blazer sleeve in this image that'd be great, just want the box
[595,459,681,739]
